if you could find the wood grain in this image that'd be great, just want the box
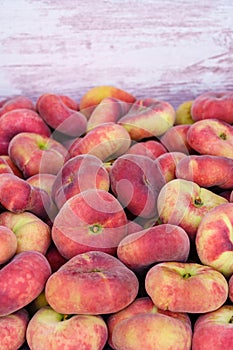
[1,0,233,108]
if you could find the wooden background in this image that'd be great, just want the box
[1,0,233,108]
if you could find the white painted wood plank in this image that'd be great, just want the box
[0,0,233,107]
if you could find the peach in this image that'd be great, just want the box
[154,151,187,183]
[26,173,58,222]
[176,155,233,189]
[175,100,194,125]
[0,308,29,350]
[118,98,176,141]
[145,261,228,313]
[8,132,67,178]
[0,173,51,219]
[51,154,110,209]
[0,95,35,117]
[0,225,17,265]
[52,188,128,258]
[0,211,51,255]
[196,203,233,277]
[36,93,87,137]
[0,155,23,177]
[58,94,79,110]
[191,91,233,124]
[110,153,164,219]
[0,250,51,316]
[125,139,167,160]
[45,242,68,273]
[45,250,139,315]
[157,178,228,241]
[66,122,131,162]
[160,124,194,154]
[0,108,51,155]
[228,274,233,302]
[117,224,190,271]
[108,297,192,350]
[79,85,136,118]
[187,118,233,158]
[26,306,108,350]
[87,97,130,131]
[192,305,233,350]
[0,156,14,175]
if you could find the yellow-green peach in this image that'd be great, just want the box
[118,98,176,141]
[196,203,233,277]
[79,85,136,118]
[0,211,51,255]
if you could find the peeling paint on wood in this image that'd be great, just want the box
[0,0,233,108]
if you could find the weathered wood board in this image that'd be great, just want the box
[1,0,233,107]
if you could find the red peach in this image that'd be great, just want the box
[160,124,194,154]
[58,94,79,110]
[126,139,167,160]
[187,118,233,158]
[192,305,233,350]
[191,91,233,124]
[45,250,139,315]
[110,154,165,219]
[154,151,187,183]
[0,108,51,155]
[0,155,23,177]
[145,261,228,313]
[0,225,17,265]
[0,173,51,219]
[0,95,35,117]
[26,173,58,223]
[36,93,87,137]
[0,251,51,316]
[108,297,192,350]
[66,122,131,162]
[229,274,233,302]
[0,309,29,350]
[52,188,128,258]
[117,224,190,271]
[176,155,233,189]
[157,178,228,241]
[8,132,67,178]
[51,154,110,209]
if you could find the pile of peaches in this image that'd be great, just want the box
[0,86,233,350]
